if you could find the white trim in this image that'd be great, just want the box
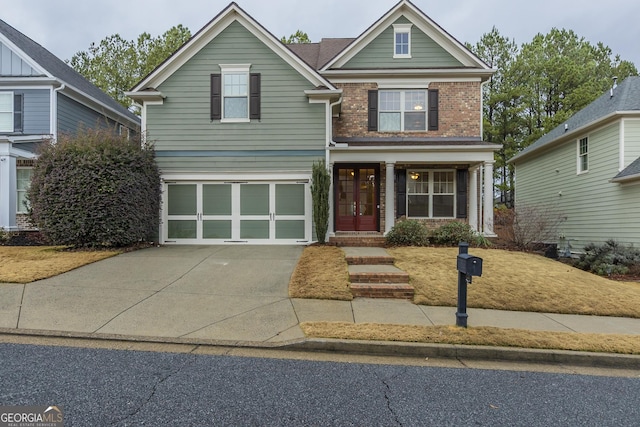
[393,23,412,59]
[0,91,13,133]
[577,136,589,174]
[130,3,335,93]
[329,149,496,164]
[0,34,52,77]
[322,0,490,71]
[405,168,456,219]
[322,69,491,78]
[619,119,625,171]
[220,64,251,123]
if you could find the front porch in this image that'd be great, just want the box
[327,144,499,241]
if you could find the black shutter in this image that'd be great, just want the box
[368,90,378,131]
[428,89,439,131]
[249,73,261,120]
[396,169,406,218]
[456,169,468,219]
[14,93,23,133]
[210,74,221,120]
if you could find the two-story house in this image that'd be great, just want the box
[0,19,140,231]
[509,76,640,253]
[127,0,499,245]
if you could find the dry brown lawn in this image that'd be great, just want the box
[302,322,640,355]
[0,247,120,283]
[389,247,640,318]
[289,246,352,300]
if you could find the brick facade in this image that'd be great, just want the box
[332,81,482,139]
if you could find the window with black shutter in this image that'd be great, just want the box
[210,74,221,120]
[249,73,261,120]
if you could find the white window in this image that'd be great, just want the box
[393,24,412,58]
[578,137,588,173]
[0,92,12,132]
[220,64,250,122]
[407,170,455,218]
[17,168,32,213]
[379,90,426,131]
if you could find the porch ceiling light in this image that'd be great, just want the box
[413,104,423,110]
[410,172,420,180]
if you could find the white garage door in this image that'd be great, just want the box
[163,180,311,244]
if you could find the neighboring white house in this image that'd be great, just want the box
[509,76,640,253]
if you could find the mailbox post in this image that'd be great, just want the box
[455,242,483,328]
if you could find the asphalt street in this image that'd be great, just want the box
[1,343,639,426]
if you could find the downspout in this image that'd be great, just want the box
[51,83,66,141]
[327,95,343,165]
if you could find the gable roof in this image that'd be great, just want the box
[510,76,640,164]
[321,0,491,73]
[130,2,337,93]
[0,19,139,126]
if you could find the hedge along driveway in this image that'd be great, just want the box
[388,247,640,318]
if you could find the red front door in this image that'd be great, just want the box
[335,166,379,231]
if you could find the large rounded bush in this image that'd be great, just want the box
[28,129,161,247]
[385,219,429,246]
[430,221,490,247]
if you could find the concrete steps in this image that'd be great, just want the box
[329,232,385,247]
[342,247,414,300]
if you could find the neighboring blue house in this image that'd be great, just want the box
[0,19,140,230]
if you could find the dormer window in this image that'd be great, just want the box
[393,24,412,58]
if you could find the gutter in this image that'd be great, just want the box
[51,83,66,139]
[326,95,343,165]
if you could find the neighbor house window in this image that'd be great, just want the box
[379,90,426,131]
[578,137,588,173]
[17,168,32,213]
[393,24,412,58]
[407,170,455,218]
[0,92,12,132]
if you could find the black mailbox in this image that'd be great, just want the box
[457,253,483,277]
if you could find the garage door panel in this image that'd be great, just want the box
[276,184,305,215]
[240,220,270,239]
[276,220,305,239]
[168,220,197,239]
[203,220,232,239]
[203,184,231,215]
[168,185,197,216]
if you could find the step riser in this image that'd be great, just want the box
[345,256,395,266]
[350,283,415,299]
[349,273,410,284]
[330,238,386,247]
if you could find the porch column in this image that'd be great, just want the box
[468,166,479,232]
[384,161,395,234]
[482,161,496,236]
[327,162,335,237]
[0,139,17,230]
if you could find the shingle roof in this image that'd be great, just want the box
[0,19,139,124]
[511,76,640,163]
[613,156,640,181]
[286,38,355,70]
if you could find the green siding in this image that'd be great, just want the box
[515,122,640,251]
[624,119,640,166]
[341,17,463,69]
[148,20,326,173]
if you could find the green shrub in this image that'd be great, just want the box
[575,240,640,276]
[385,220,429,247]
[311,160,330,244]
[430,221,490,247]
[28,129,161,248]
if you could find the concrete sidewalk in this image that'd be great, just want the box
[0,245,639,365]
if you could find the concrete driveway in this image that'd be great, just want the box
[2,245,306,343]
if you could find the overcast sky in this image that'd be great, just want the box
[2,0,639,69]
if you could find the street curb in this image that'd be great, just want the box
[0,328,638,369]
[286,338,640,369]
